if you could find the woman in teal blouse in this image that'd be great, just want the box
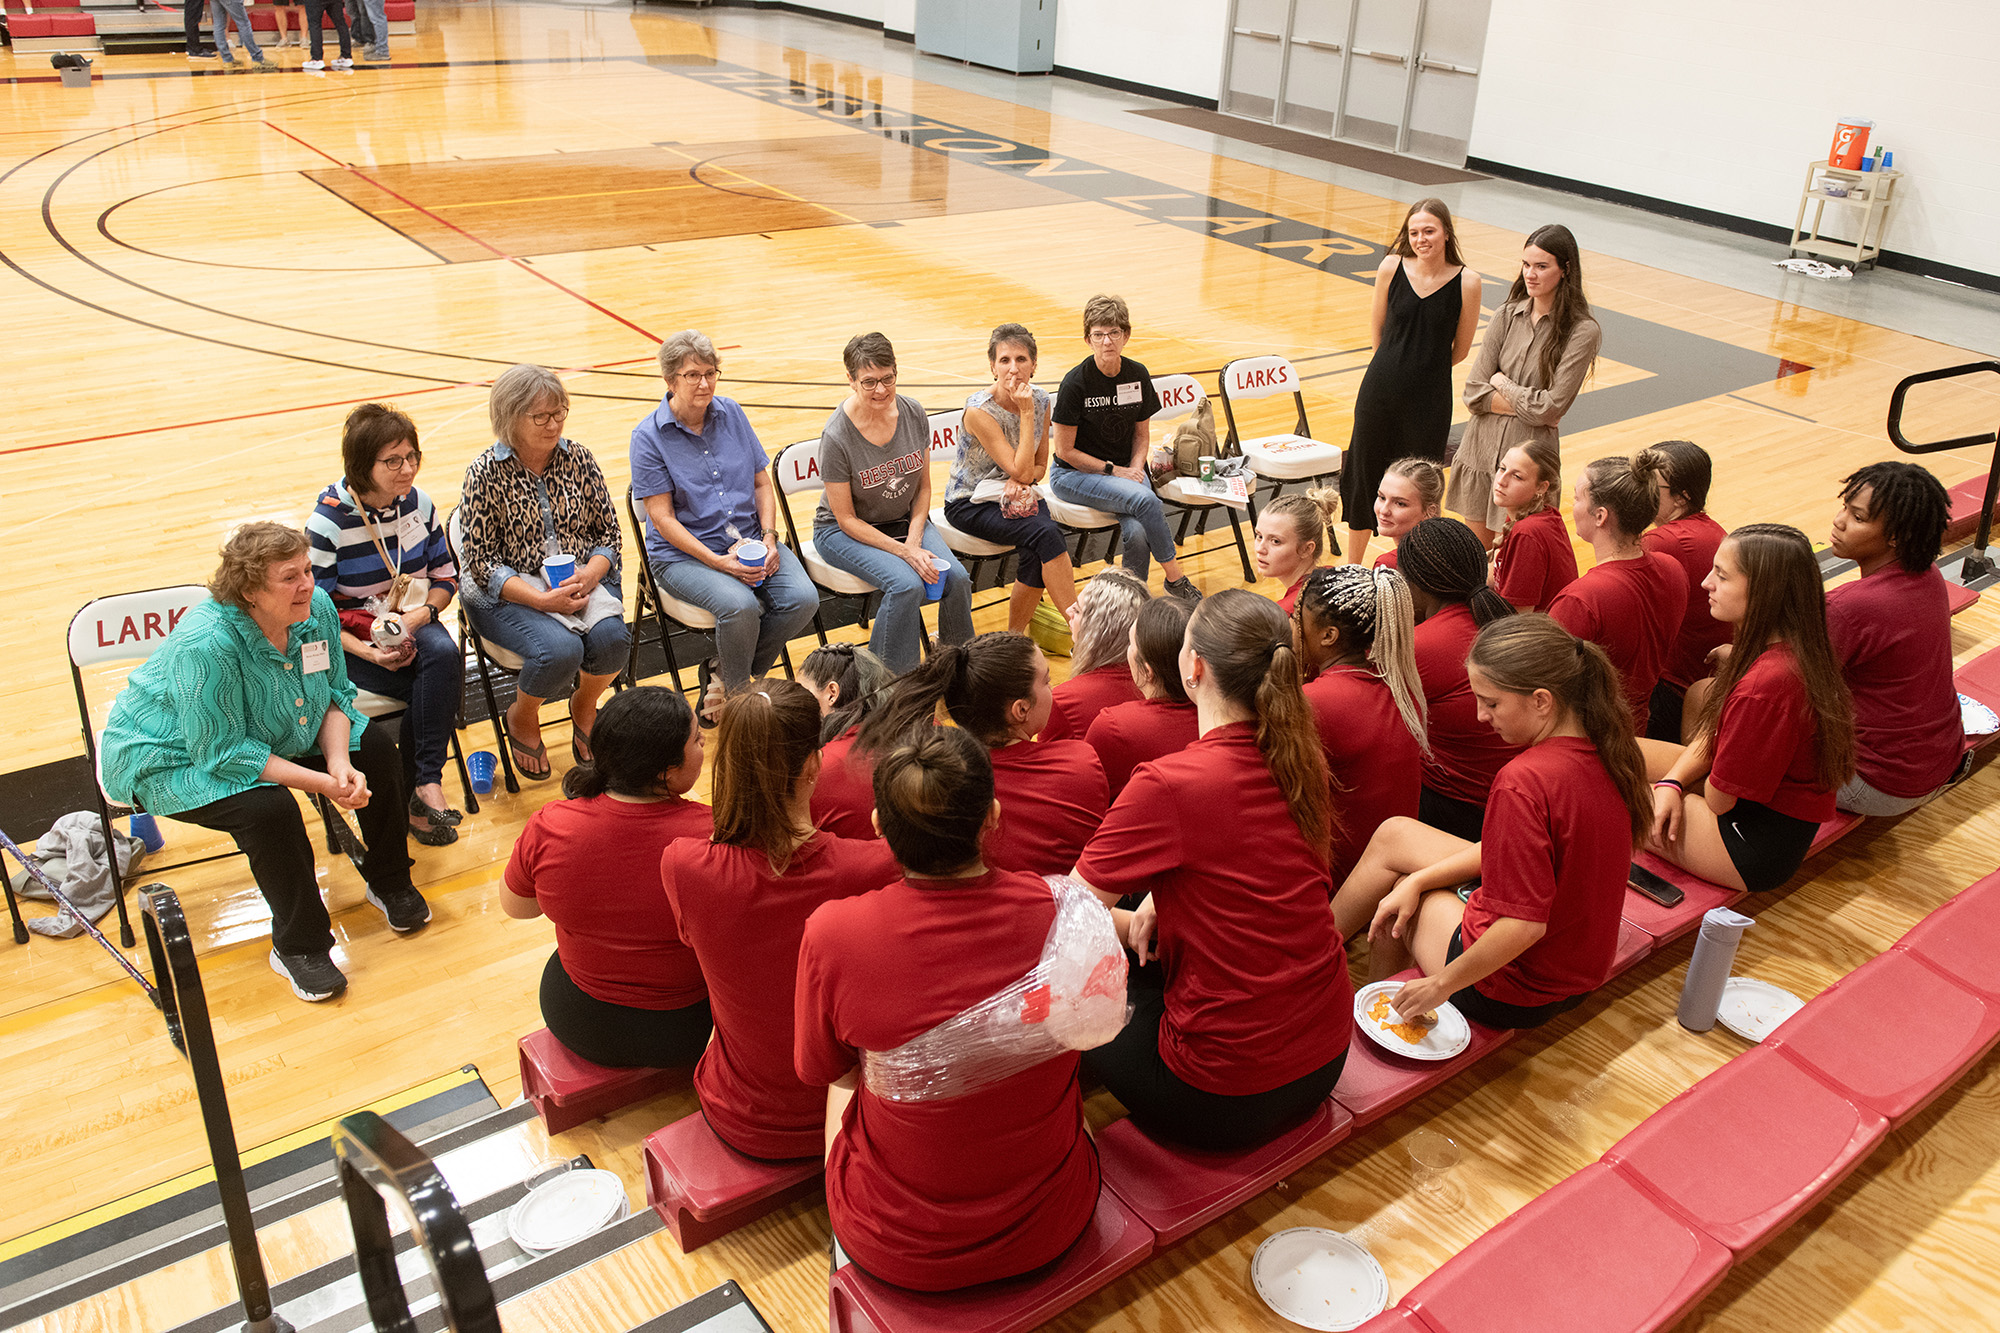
[100,523,429,1003]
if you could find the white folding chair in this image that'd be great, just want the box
[924,407,1016,589]
[772,437,887,647]
[1217,354,1344,516]
[1151,373,1255,582]
[63,586,364,946]
[621,486,795,699]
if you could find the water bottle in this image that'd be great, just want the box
[1678,908,1754,1032]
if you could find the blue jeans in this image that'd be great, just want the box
[344,619,460,790]
[1047,465,1177,579]
[466,579,630,700]
[359,0,387,54]
[653,552,819,689]
[209,0,263,59]
[813,523,973,674]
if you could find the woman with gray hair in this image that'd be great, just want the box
[631,331,818,713]
[459,364,627,781]
[1040,568,1149,742]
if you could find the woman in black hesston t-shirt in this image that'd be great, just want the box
[1046,295,1204,604]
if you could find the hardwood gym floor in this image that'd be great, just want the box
[4,5,2000,1329]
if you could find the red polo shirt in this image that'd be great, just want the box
[1493,508,1577,611]
[1076,722,1350,1094]
[663,832,899,1159]
[1826,563,1961,798]
[1084,696,1200,802]
[1548,552,1687,731]
[811,725,880,841]
[1708,644,1837,824]
[1643,513,1730,688]
[1462,737,1632,1008]
[795,871,1100,1291]
[504,794,711,1009]
[1304,664,1423,884]
[1413,602,1525,806]
[1040,662,1142,743]
[985,739,1109,877]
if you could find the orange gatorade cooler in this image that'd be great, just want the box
[1828,117,1873,169]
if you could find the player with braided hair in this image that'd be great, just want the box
[1825,461,1964,815]
[1396,517,1521,839]
[1294,565,1428,881]
[800,641,897,840]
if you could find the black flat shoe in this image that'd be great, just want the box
[409,791,464,828]
[407,819,458,847]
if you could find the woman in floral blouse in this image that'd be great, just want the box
[458,364,628,780]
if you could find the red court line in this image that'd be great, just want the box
[0,358,660,456]
[260,120,661,344]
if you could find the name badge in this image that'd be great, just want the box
[1114,381,1142,406]
[302,640,331,674]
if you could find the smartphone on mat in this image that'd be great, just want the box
[1628,862,1685,908]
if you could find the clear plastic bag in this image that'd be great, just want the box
[862,876,1130,1103]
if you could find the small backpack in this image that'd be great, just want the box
[1149,398,1218,489]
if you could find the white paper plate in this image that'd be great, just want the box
[1716,977,1804,1043]
[1960,693,1998,737]
[1353,981,1471,1061]
[1252,1227,1389,1331]
[506,1168,629,1254]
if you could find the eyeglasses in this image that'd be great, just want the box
[676,369,720,385]
[377,452,420,471]
[528,408,570,427]
[857,373,897,392]
[1087,329,1127,344]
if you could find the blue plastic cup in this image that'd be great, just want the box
[543,554,577,589]
[128,812,165,853]
[737,540,768,588]
[924,569,945,601]
[467,750,497,794]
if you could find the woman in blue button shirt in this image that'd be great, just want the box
[100,523,427,1004]
[632,330,818,711]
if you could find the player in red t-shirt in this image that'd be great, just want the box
[1254,490,1339,612]
[1365,456,1446,571]
[795,729,1102,1291]
[1085,596,1198,801]
[1077,589,1351,1150]
[503,687,714,1068]
[1825,463,1966,815]
[1040,568,1147,741]
[1293,565,1428,883]
[862,631,1108,876]
[1490,439,1577,612]
[1395,517,1522,840]
[1332,615,1651,1030]
[798,642,895,840]
[1637,440,1730,742]
[1641,525,1856,892]
[1549,455,1687,733]
[664,679,899,1160]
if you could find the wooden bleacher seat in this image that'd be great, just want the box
[1400,1162,1732,1333]
[826,1182,1156,1333]
[1765,949,2000,1128]
[641,1112,822,1252]
[1602,1045,1889,1257]
[516,1028,688,1135]
[1894,868,2000,1001]
[1095,1096,1352,1246]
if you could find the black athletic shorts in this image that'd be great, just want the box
[1444,927,1586,1030]
[1715,795,1819,892]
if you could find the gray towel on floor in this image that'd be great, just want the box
[10,813,146,938]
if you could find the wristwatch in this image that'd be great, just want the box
[1102,460,1114,475]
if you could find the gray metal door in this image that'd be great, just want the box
[1221,0,1292,121]
[1276,0,1355,138]
[1404,0,1489,163]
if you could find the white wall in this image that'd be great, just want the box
[1468,0,2000,279]
[777,0,890,26]
[1051,0,1231,101]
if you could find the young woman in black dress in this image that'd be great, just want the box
[1344,199,1483,566]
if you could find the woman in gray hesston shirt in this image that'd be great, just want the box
[812,332,974,673]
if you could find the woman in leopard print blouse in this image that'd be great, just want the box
[458,364,628,780]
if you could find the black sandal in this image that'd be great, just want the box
[508,733,552,781]
[409,791,464,828]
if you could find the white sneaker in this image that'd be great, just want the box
[303,58,324,69]
[332,56,352,68]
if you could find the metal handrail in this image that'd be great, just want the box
[332,1111,501,1333]
[1886,360,2000,583]
[140,886,293,1333]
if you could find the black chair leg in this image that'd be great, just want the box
[448,725,479,815]
[465,619,520,795]
[5,874,28,945]
[1226,506,1254,582]
[93,789,138,948]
